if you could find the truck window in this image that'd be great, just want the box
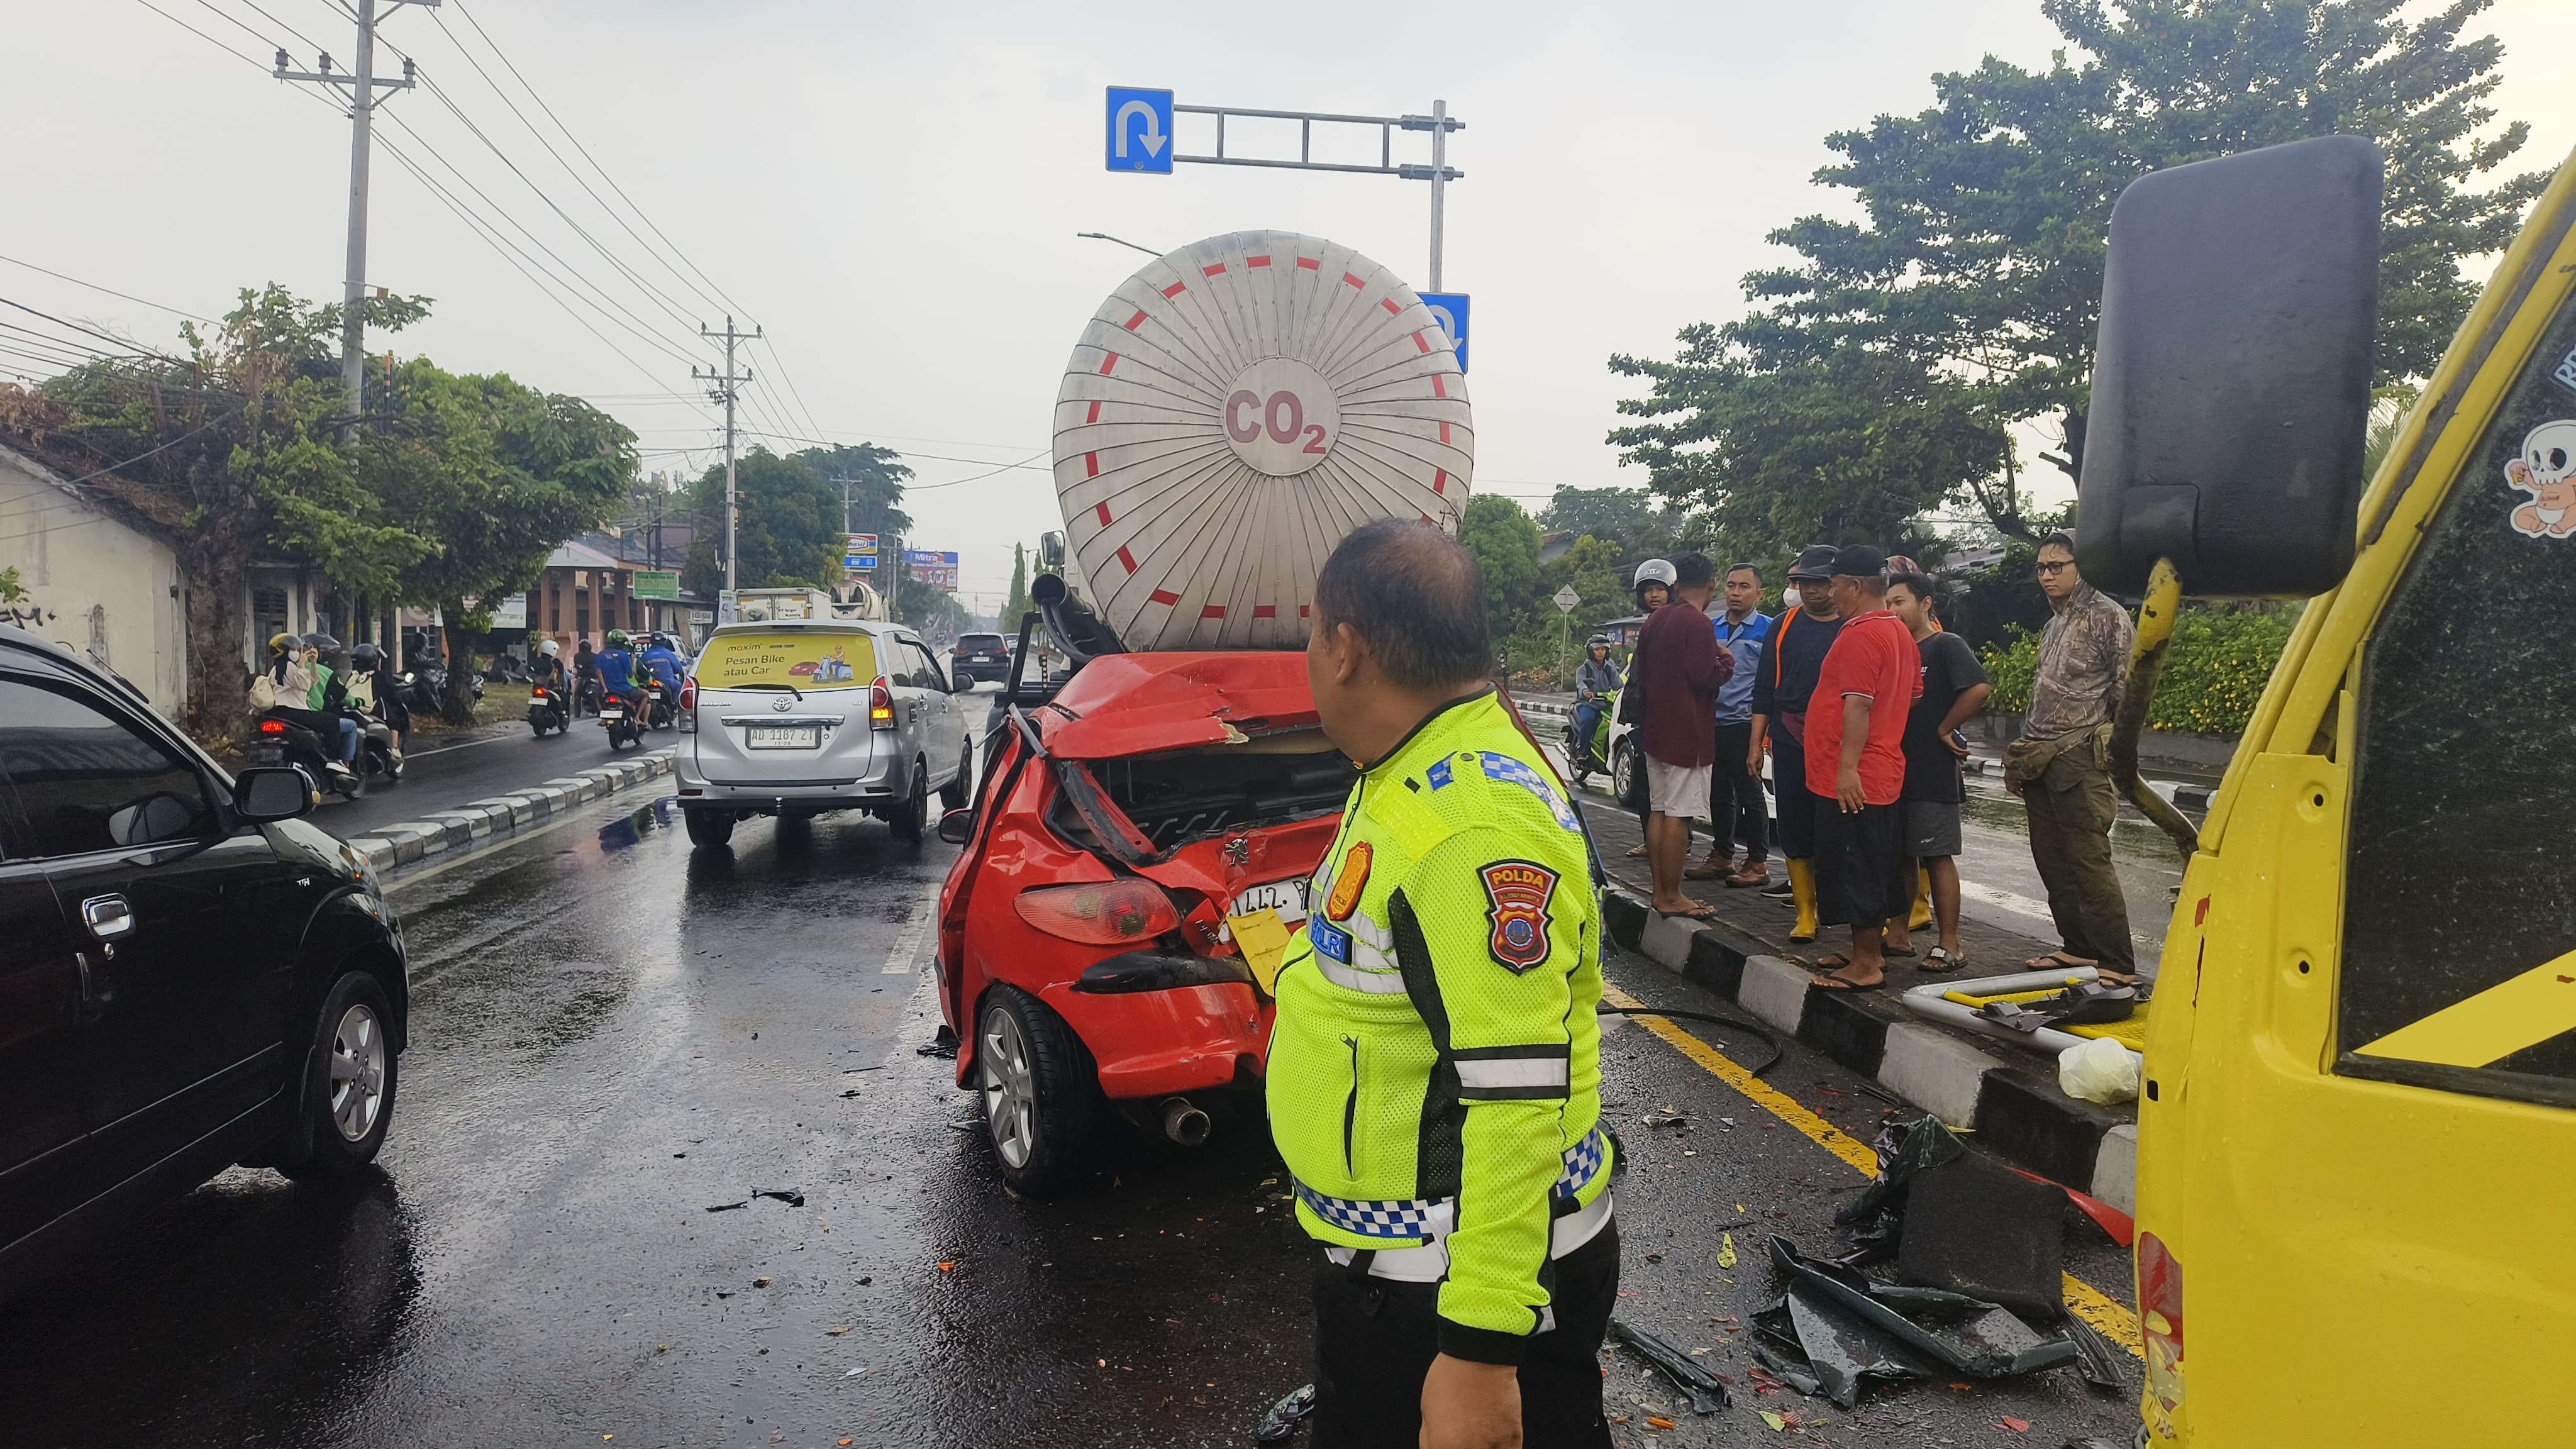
[2339,286,2576,1107]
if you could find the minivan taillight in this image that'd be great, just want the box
[677,676,696,731]
[1014,881,1180,946]
[2138,1231,2184,1430]
[869,677,896,729]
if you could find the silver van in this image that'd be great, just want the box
[673,619,972,847]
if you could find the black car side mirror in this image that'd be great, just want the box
[2078,134,2382,597]
[936,808,974,845]
[235,766,314,823]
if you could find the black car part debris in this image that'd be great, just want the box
[1838,1115,2065,1316]
[1976,980,2142,1035]
[1837,1114,1968,1260]
[1760,1236,2080,1404]
[1253,1382,1316,1444]
[1606,1316,1731,1413]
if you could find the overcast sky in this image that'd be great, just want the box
[7,1,2570,609]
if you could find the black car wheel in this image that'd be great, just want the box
[682,806,736,848]
[977,985,1106,1196]
[277,970,399,1181]
[889,760,929,844]
[1613,740,1646,811]
[939,740,972,810]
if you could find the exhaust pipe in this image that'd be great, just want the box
[1159,1096,1212,1148]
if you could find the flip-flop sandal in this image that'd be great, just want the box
[1811,953,1853,972]
[1882,942,1919,958]
[1625,845,1650,858]
[1921,947,1967,973]
[1812,974,1884,992]
[1657,902,1719,921]
[2024,952,2098,972]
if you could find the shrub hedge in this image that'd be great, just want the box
[1978,604,2296,737]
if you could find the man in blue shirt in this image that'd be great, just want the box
[640,633,684,721]
[598,630,646,721]
[1692,564,1775,888]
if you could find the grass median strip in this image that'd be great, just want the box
[1599,980,2143,1357]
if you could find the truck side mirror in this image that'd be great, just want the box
[2079,134,2382,597]
[1038,530,1067,570]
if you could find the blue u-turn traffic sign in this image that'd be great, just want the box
[1420,292,1470,372]
[1105,87,1175,175]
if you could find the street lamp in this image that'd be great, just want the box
[1077,231,1165,259]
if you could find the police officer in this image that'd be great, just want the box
[1271,518,1618,1449]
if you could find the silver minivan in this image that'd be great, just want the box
[673,619,972,847]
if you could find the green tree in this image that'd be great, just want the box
[1613,0,2545,544]
[1459,495,1546,641]
[680,449,841,598]
[1537,487,1678,558]
[789,441,914,542]
[1002,542,1030,633]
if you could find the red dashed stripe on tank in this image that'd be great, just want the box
[1118,547,1138,574]
[1148,589,1181,607]
[1099,353,1119,375]
[1296,258,1320,271]
[1123,309,1146,331]
[1201,605,1226,619]
[1095,502,1113,527]
[1161,280,1187,298]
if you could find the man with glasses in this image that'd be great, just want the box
[2002,530,2140,984]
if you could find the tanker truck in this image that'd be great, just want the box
[931,230,1473,1192]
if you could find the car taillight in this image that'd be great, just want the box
[2138,1231,2185,1431]
[258,718,286,735]
[679,678,695,712]
[1013,880,1180,946]
[869,677,896,728]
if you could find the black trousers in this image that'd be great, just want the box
[1310,1221,1620,1449]
[1816,801,1908,928]
[1772,726,1820,860]
[1707,719,1769,861]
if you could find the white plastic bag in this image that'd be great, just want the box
[2058,1036,2143,1105]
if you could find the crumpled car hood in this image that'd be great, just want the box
[1039,652,1318,760]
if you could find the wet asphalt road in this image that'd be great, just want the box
[1,784,2137,1447]
[318,712,640,840]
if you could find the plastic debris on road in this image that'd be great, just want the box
[1606,1316,1730,1413]
[1253,1382,1317,1443]
[1752,1236,2080,1411]
[2058,1036,2142,1104]
[1841,1116,2064,1318]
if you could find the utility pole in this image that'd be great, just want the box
[1426,99,1450,290]
[275,0,436,442]
[693,318,760,594]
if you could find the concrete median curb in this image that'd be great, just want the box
[1600,882,2140,1214]
[345,749,675,875]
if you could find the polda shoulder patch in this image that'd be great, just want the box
[1480,860,1558,974]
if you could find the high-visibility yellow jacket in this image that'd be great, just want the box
[1265,689,1610,1365]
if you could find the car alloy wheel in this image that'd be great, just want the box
[328,1002,388,1143]
[980,1002,1038,1170]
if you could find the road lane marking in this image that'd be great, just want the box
[883,898,933,974]
[1598,979,2143,1357]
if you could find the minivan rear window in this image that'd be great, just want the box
[699,631,875,691]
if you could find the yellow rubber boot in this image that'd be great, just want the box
[1909,865,1934,931]
[1788,859,1819,943]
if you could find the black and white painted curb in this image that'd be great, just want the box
[344,748,676,875]
[1600,885,2139,1215]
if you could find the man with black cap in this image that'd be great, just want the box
[1746,545,1845,942]
[1804,546,1921,990]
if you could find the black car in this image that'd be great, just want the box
[950,632,1009,684]
[0,627,409,1298]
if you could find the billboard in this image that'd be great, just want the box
[633,570,680,601]
[904,549,960,591]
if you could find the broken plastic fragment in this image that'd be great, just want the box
[1646,1417,1676,1430]
[1606,1317,1729,1413]
[1999,1417,2031,1433]
[1760,1410,1789,1430]
[1718,1233,1738,1269]
[1254,1383,1318,1443]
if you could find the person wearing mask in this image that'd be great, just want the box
[1571,636,1620,784]
[2003,531,2140,983]
[573,636,600,718]
[1880,572,1990,970]
[1269,519,1618,1449]
[1804,547,1919,992]
[1746,545,1846,941]
[1634,553,1729,919]
[1691,564,1775,888]
[597,630,645,724]
[1619,561,1677,857]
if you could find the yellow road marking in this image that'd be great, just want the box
[1600,980,2143,1357]
[2355,947,2576,1067]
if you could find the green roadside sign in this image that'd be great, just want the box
[634,570,681,601]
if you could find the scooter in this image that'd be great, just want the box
[643,677,675,730]
[575,673,604,719]
[252,711,367,802]
[1563,699,1607,786]
[527,682,570,736]
[345,706,404,785]
[599,688,641,750]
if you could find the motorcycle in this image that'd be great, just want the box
[527,682,570,736]
[1563,696,1607,786]
[599,687,641,750]
[252,711,368,802]
[575,673,604,719]
[643,677,675,730]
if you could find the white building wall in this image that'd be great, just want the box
[0,447,188,714]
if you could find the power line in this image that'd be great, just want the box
[134,0,265,70]
[0,253,216,323]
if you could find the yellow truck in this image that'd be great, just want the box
[2083,136,2576,1445]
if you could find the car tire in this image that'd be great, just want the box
[1613,740,1646,811]
[682,806,736,848]
[977,985,1106,1196]
[890,759,928,844]
[939,740,972,810]
[275,970,399,1181]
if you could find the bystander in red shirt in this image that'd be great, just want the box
[1804,609,1919,805]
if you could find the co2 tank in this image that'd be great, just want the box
[1050,230,1474,653]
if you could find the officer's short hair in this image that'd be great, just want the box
[1314,519,1491,691]
[1672,553,1716,590]
[1728,562,1762,584]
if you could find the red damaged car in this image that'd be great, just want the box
[932,635,1353,1194]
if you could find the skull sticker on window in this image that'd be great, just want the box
[2506,419,2576,540]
